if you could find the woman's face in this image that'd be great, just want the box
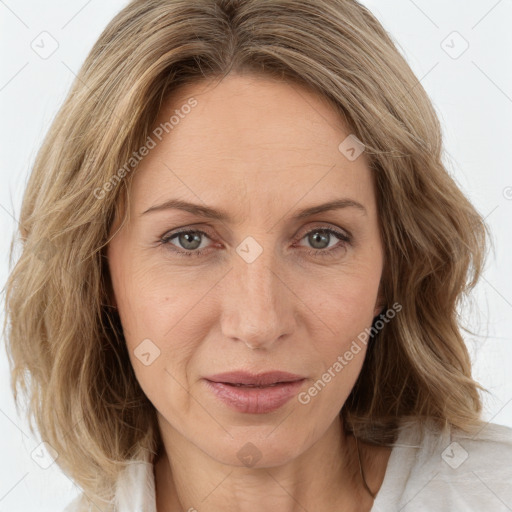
[107,73,384,467]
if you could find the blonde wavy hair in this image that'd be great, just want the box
[3,0,491,506]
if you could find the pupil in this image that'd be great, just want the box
[310,231,329,249]
[180,232,201,250]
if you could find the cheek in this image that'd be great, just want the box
[298,285,373,414]
[109,257,207,388]
[300,262,380,397]
[310,264,381,339]
[110,263,201,418]
[110,255,182,341]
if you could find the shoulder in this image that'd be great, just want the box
[417,419,512,478]
[62,494,93,512]
[373,419,512,512]
[62,493,117,512]
[62,456,155,512]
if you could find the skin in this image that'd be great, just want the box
[107,73,391,512]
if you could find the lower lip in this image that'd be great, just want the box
[204,379,305,414]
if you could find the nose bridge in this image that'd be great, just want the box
[220,241,293,348]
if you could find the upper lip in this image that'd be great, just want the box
[205,371,305,386]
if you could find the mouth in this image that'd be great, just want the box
[203,371,306,414]
[222,382,284,387]
[204,370,306,387]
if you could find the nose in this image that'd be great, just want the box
[219,247,296,351]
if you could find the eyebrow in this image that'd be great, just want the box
[141,198,367,220]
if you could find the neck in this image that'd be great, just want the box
[154,415,384,512]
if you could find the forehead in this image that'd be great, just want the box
[128,73,376,218]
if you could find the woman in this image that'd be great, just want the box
[4,1,512,511]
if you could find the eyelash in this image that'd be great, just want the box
[159,226,351,259]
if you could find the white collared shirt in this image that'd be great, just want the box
[64,419,512,511]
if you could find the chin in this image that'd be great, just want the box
[198,427,313,469]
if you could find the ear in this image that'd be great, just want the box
[373,285,386,318]
[373,303,385,318]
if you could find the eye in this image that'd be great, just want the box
[159,225,352,258]
[294,227,351,258]
[160,229,214,257]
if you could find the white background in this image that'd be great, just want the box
[1,1,511,510]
